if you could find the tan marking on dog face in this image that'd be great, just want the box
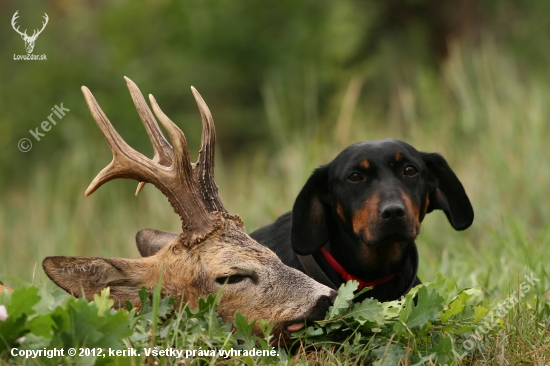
[421,194,430,221]
[400,191,420,237]
[360,159,370,169]
[352,194,379,241]
[395,152,403,162]
[336,202,346,223]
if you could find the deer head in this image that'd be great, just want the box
[42,77,336,338]
[11,11,49,54]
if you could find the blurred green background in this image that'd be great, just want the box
[1,0,549,298]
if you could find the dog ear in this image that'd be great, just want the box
[291,165,330,255]
[421,152,474,230]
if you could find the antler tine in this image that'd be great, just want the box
[147,92,219,230]
[82,86,151,197]
[124,77,174,196]
[11,11,27,37]
[37,13,48,35]
[191,87,227,213]
[82,81,216,235]
[147,94,195,180]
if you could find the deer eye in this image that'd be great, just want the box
[403,166,418,177]
[347,172,364,182]
[215,275,248,285]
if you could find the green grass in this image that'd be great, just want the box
[1,41,550,364]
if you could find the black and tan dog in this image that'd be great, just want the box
[136,139,473,302]
[249,139,474,301]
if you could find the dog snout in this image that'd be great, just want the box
[380,203,406,220]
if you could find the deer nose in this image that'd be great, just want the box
[380,203,406,220]
[306,293,336,321]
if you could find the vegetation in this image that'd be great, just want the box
[2,0,550,364]
[4,273,544,365]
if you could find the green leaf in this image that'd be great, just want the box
[427,335,455,364]
[27,314,55,338]
[404,286,444,329]
[50,295,131,350]
[304,326,324,337]
[138,286,152,317]
[0,286,49,353]
[328,319,345,330]
[430,272,455,302]
[125,300,134,311]
[327,281,358,319]
[197,293,219,313]
[233,312,257,348]
[440,290,472,322]
[473,305,489,323]
[95,310,133,349]
[93,288,114,316]
[257,319,276,339]
[345,298,384,325]
[372,342,407,366]
[157,295,176,319]
[451,325,478,333]
[0,311,28,353]
[397,292,415,325]
[382,299,405,319]
[353,286,373,300]
[7,286,40,319]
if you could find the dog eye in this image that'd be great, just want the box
[347,172,364,182]
[215,275,248,285]
[403,166,418,176]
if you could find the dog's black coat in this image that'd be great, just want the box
[250,139,474,302]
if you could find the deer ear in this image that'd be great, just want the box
[136,229,179,257]
[42,256,156,306]
[291,165,330,255]
[421,152,474,230]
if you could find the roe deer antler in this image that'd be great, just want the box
[133,84,226,214]
[81,77,225,240]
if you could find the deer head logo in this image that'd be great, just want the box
[11,11,49,54]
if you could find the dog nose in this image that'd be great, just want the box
[380,203,406,220]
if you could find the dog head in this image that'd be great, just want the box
[291,139,473,275]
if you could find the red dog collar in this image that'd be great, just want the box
[320,248,395,290]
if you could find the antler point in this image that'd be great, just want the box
[135,182,146,196]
